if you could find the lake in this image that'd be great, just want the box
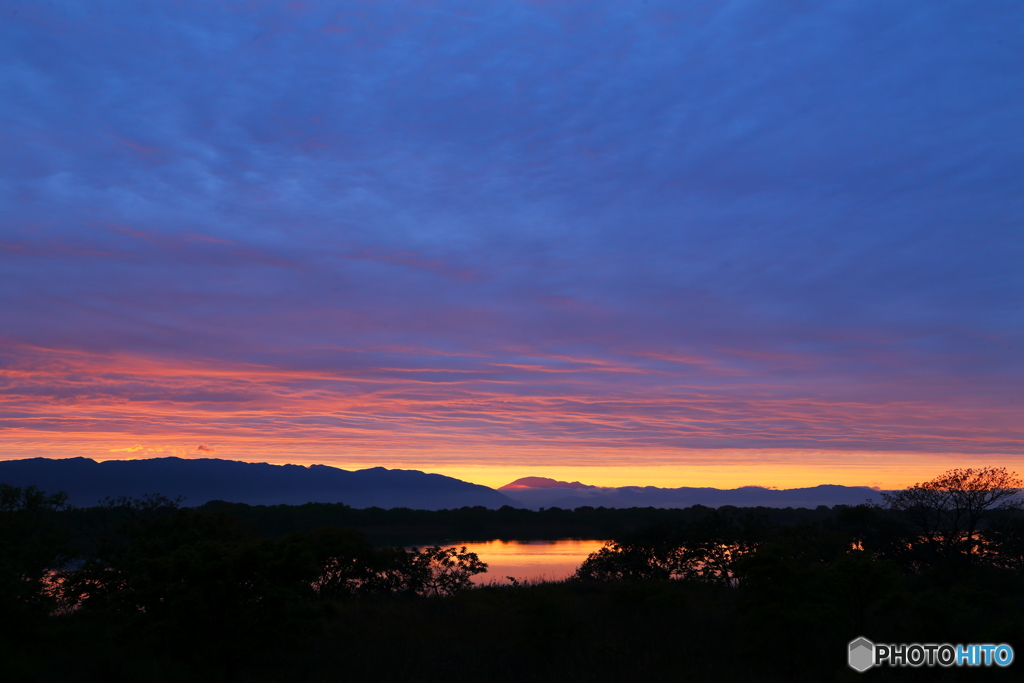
[432,539,609,585]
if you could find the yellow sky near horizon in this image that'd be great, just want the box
[2,436,1020,491]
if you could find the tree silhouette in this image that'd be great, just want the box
[0,485,72,630]
[61,508,323,680]
[881,467,1022,565]
[411,545,488,597]
[301,525,377,601]
[364,545,488,597]
[575,510,765,584]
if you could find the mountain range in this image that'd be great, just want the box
[497,477,882,510]
[0,458,883,510]
[0,457,515,509]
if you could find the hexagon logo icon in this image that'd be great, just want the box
[848,637,875,672]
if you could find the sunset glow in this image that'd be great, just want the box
[451,540,610,585]
[2,1,1022,490]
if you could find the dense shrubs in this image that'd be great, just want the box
[0,486,488,681]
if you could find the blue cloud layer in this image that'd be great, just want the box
[2,0,1022,454]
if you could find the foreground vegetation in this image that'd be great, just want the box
[2,468,1023,682]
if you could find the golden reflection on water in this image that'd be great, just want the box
[450,539,609,585]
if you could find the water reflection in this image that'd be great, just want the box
[443,539,609,585]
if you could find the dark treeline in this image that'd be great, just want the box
[180,499,844,545]
[2,467,1023,682]
[60,496,852,549]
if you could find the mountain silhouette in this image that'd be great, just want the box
[498,483,882,510]
[499,477,595,490]
[0,457,518,509]
[0,458,886,511]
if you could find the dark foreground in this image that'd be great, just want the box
[9,572,1023,683]
[3,469,1024,682]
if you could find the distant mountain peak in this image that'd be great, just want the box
[499,477,595,490]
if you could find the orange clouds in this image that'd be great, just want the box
[109,444,146,453]
[1,340,1022,490]
[2,343,1022,465]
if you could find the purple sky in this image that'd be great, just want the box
[1,0,1022,487]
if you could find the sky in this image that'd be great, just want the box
[1,0,1022,489]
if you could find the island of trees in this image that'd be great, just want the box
[2,467,1022,682]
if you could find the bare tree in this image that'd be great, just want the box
[881,467,1022,564]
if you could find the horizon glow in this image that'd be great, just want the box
[2,1,1022,490]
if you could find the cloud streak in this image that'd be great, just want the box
[2,345,1020,456]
